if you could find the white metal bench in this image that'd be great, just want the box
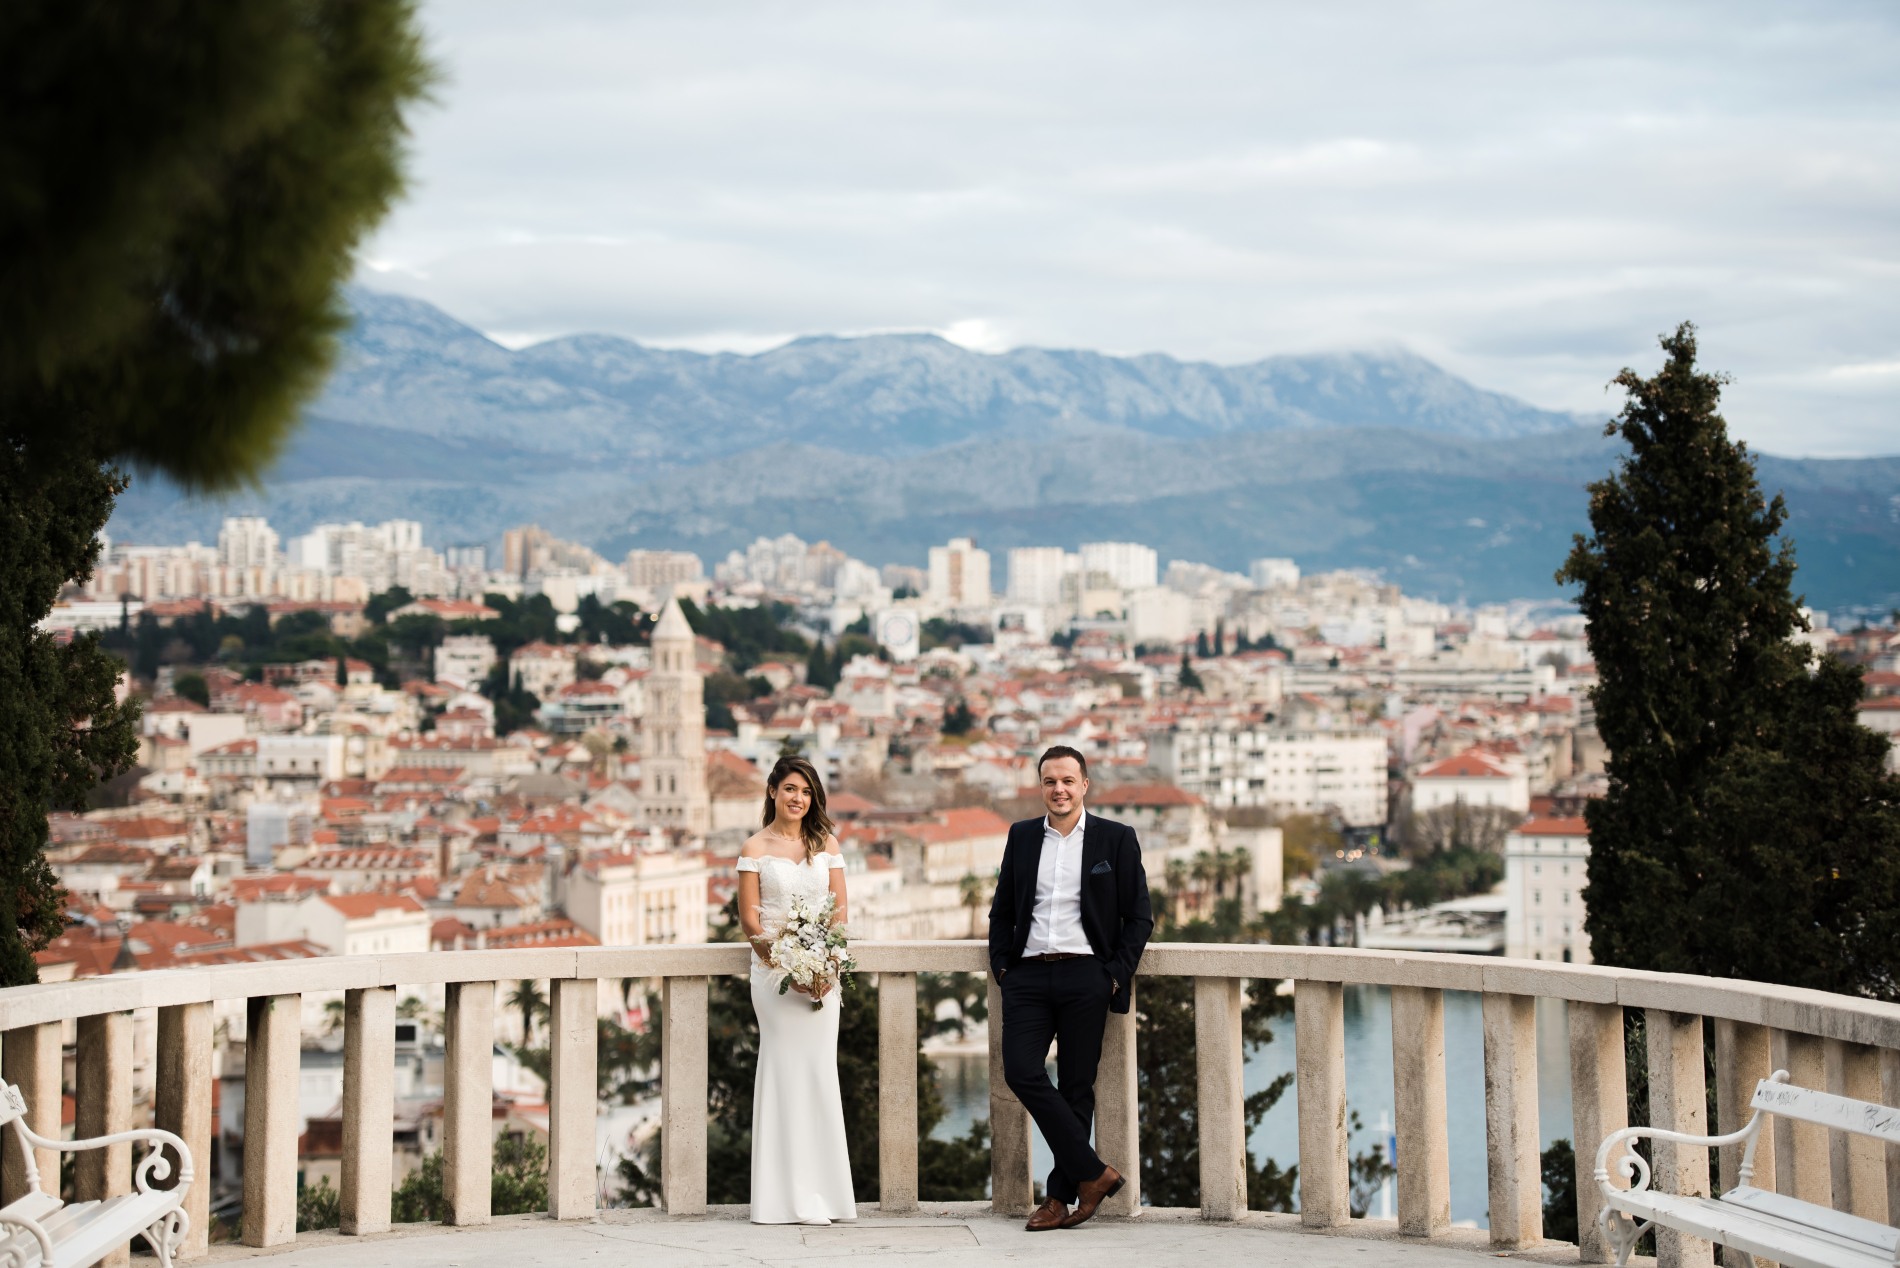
[0,1082,192,1268]
[1596,1068,1900,1268]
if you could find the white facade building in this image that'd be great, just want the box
[1080,541,1158,592]
[434,634,498,689]
[1007,547,1075,605]
[218,517,280,570]
[566,848,710,946]
[1149,722,1389,827]
[1504,815,1591,962]
[1250,558,1300,590]
[1411,751,1531,815]
[927,537,992,609]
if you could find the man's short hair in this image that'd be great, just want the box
[1037,745,1089,779]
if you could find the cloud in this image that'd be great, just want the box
[359,0,1900,456]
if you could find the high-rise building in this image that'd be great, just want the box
[927,537,992,608]
[1079,541,1158,592]
[1007,546,1075,604]
[1250,558,1300,590]
[218,517,279,570]
[636,598,709,834]
[624,549,704,589]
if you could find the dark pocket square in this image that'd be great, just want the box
[1090,860,1113,875]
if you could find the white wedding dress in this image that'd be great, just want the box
[737,852,858,1225]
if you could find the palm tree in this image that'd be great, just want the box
[1163,858,1190,924]
[505,979,548,1046]
[958,873,989,938]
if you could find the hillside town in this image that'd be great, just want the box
[31,516,1900,1212]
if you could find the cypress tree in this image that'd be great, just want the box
[0,2,433,984]
[1558,324,1900,996]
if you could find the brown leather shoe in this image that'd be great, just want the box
[1025,1197,1070,1232]
[1060,1165,1124,1228]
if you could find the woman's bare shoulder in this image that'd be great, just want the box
[823,834,843,855]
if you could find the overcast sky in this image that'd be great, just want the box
[359,1,1900,457]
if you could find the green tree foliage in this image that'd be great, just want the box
[1541,1139,1578,1244]
[296,1176,341,1232]
[678,598,810,671]
[172,672,210,708]
[942,698,975,736]
[363,586,416,626]
[480,665,541,736]
[575,594,645,646]
[1177,653,1205,694]
[805,641,839,690]
[391,1135,549,1223]
[0,0,431,985]
[921,618,993,652]
[1558,325,1900,995]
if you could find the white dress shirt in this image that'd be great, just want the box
[1023,810,1093,956]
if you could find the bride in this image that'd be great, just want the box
[734,754,857,1225]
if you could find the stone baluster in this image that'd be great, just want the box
[340,988,395,1235]
[443,981,495,1226]
[1882,1048,1900,1229]
[877,972,918,1214]
[1571,1002,1628,1264]
[1711,1019,1771,1267]
[243,994,301,1248]
[1,1022,62,1208]
[661,975,708,1215]
[1481,993,1540,1250]
[1647,1009,1712,1268]
[1770,1030,1829,1205]
[1391,985,1449,1239]
[987,976,1033,1216]
[77,1011,133,1268]
[549,978,599,1220]
[1196,977,1247,1221]
[1096,983,1140,1217]
[1295,979,1348,1228]
[155,1002,214,1258]
[1825,1040,1887,1223]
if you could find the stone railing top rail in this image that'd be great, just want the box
[3,942,1897,1047]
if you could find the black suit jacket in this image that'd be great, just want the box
[987,811,1154,1014]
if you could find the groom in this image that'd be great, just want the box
[988,745,1154,1231]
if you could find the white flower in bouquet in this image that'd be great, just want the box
[765,891,856,1009]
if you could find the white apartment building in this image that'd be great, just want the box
[218,517,280,570]
[1149,722,1389,827]
[434,634,497,689]
[1007,547,1075,605]
[1411,750,1531,815]
[256,733,347,787]
[1250,558,1300,590]
[1503,815,1591,963]
[1128,586,1193,647]
[624,549,704,589]
[1080,541,1158,592]
[509,641,577,700]
[566,848,710,946]
[927,537,992,609]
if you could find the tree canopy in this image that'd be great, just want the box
[1559,324,1900,997]
[0,0,433,984]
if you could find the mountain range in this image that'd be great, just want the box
[106,288,1900,611]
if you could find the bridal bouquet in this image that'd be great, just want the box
[765,892,855,1009]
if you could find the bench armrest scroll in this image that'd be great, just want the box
[1595,1115,1762,1199]
[16,1123,194,1193]
[0,1210,56,1268]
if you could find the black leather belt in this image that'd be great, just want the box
[1021,952,1089,962]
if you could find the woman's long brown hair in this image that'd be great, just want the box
[762,754,835,860]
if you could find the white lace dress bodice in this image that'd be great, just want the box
[735,850,855,1224]
[747,852,840,936]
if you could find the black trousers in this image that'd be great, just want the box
[999,957,1113,1202]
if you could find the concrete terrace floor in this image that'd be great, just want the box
[203,1206,1654,1268]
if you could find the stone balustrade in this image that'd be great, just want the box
[3,942,1899,1268]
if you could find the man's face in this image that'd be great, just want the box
[1040,756,1088,820]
